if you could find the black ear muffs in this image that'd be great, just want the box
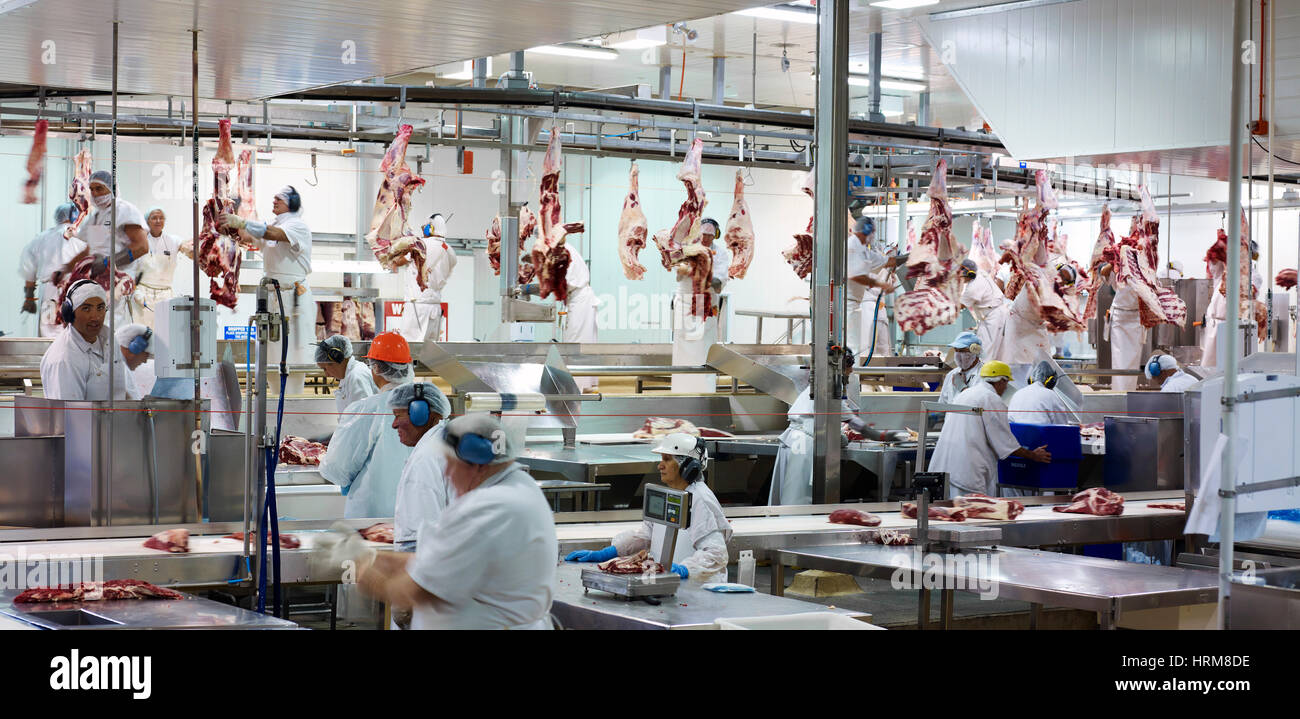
[317,341,345,365]
[1041,371,1058,390]
[61,279,97,324]
[284,185,301,212]
[676,437,708,483]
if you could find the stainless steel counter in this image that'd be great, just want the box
[550,562,870,630]
[0,590,300,629]
[518,443,660,483]
[770,544,1216,629]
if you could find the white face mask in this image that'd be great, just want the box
[958,352,979,371]
[93,193,113,210]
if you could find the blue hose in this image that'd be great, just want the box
[257,281,290,617]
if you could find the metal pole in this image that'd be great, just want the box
[712,57,726,105]
[811,0,849,504]
[192,29,203,521]
[867,31,884,122]
[1267,0,1276,349]
[108,20,118,526]
[472,58,488,89]
[1219,0,1250,630]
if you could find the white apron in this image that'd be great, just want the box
[670,274,717,393]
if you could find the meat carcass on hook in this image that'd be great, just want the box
[723,170,755,279]
[365,125,430,290]
[783,168,816,279]
[488,206,539,281]
[63,149,94,239]
[1082,205,1118,321]
[998,171,1085,334]
[617,162,649,280]
[53,255,135,326]
[22,119,47,204]
[183,118,244,309]
[896,159,968,335]
[1111,187,1187,329]
[532,127,584,301]
[654,137,707,271]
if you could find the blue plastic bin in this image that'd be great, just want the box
[997,423,1082,490]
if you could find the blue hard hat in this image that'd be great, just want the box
[948,331,981,350]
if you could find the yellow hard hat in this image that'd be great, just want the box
[979,360,1013,381]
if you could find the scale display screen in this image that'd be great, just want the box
[643,485,688,528]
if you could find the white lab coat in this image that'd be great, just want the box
[1001,291,1052,365]
[1201,265,1226,368]
[959,272,1009,362]
[254,210,314,374]
[1006,382,1075,425]
[1108,281,1143,392]
[846,237,892,359]
[334,357,377,416]
[938,359,983,406]
[561,246,599,391]
[393,422,450,550]
[613,481,733,582]
[19,223,82,337]
[929,381,1022,497]
[1161,369,1198,393]
[769,387,860,505]
[711,242,732,343]
[408,461,556,630]
[319,383,413,519]
[399,237,457,344]
[131,232,183,329]
[671,265,718,394]
[39,325,130,401]
[78,198,147,329]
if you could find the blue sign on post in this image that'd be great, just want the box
[224,326,256,341]
[1019,162,1027,169]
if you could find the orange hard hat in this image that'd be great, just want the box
[365,332,411,363]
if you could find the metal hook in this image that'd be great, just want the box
[741,166,756,186]
[304,152,319,187]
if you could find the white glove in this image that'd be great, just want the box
[221,213,246,231]
[309,522,377,579]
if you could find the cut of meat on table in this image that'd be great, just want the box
[617,162,649,280]
[22,119,47,204]
[631,417,733,439]
[872,529,914,546]
[897,159,968,336]
[598,549,666,575]
[1277,269,1297,290]
[998,170,1086,334]
[279,435,327,465]
[143,528,190,553]
[1053,487,1125,516]
[359,523,394,543]
[722,169,755,279]
[953,494,1024,520]
[532,126,585,302]
[900,503,968,522]
[364,124,430,292]
[828,508,882,527]
[64,149,94,239]
[224,532,302,549]
[53,255,135,327]
[15,579,183,603]
[1148,503,1186,511]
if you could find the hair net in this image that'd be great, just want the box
[441,413,517,464]
[428,213,448,237]
[948,331,981,350]
[146,206,165,220]
[54,202,77,224]
[314,334,353,364]
[386,381,451,421]
[69,281,108,309]
[960,258,978,275]
[115,323,152,352]
[1029,360,1056,385]
[275,186,295,202]
[853,215,875,236]
[700,218,720,235]
[89,170,113,189]
[369,358,411,384]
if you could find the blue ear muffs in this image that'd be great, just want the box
[283,185,301,212]
[421,222,433,238]
[409,383,431,428]
[61,279,97,324]
[1147,357,1163,380]
[448,430,495,465]
[128,327,153,355]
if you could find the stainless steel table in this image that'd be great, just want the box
[536,480,611,511]
[709,437,934,501]
[551,563,870,630]
[734,308,809,344]
[770,544,1217,630]
[518,444,660,484]
[0,590,301,629]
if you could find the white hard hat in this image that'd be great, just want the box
[649,432,709,478]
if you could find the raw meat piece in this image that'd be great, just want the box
[1079,422,1105,439]
[630,417,732,439]
[365,125,430,291]
[21,119,47,204]
[143,528,190,553]
[905,219,917,253]
[997,171,1086,334]
[487,217,502,272]
[897,160,968,335]
[279,435,327,465]
[828,508,882,527]
[901,503,968,521]
[181,119,245,309]
[531,127,585,302]
[63,149,95,239]
[225,532,302,549]
[598,549,666,575]
[970,220,998,276]
[1082,206,1118,321]
[15,579,183,603]
[722,170,755,279]
[340,299,360,339]
[952,494,1024,520]
[53,255,135,326]
[653,137,707,271]
[1052,487,1125,516]
[1148,502,1186,511]
[617,162,649,280]
[1277,269,1297,290]
[1254,299,1269,341]
[488,206,540,280]
[871,529,913,546]
[358,301,376,340]
[783,168,816,279]
[1086,189,1185,329]
[359,523,395,543]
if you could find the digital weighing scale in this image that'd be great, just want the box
[581,484,691,600]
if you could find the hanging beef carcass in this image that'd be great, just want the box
[22,119,47,204]
[1082,205,1119,322]
[723,169,755,279]
[652,138,714,318]
[1211,210,1267,340]
[63,149,94,239]
[53,255,136,326]
[178,118,247,309]
[896,159,968,336]
[617,162,649,280]
[488,205,539,281]
[531,127,585,302]
[998,171,1087,334]
[364,124,430,290]
[970,220,998,276]
[783,168,815,279]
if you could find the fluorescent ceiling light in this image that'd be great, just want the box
[608,26,669,49]
[848,61,926,80]
[442,58,492,80]
[734,7,818,24]
[871,0,940,9]
[883,109,905,118]
[847,76,927,92]
[528,44,619,60]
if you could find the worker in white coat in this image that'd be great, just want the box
[566,433,733,582]
[222,185,313,393]
[129,208,183,328]
[846,216,897,359]
[72,170,150,330]
[20,203,83,338]
[957,259,1009,362]
[394,213,457,344]
[113,323,154,400]
[1094,258,1142,391]
[1145,353,1198,393]
[319,332,414,519]
[333,413,557,630]
[560,244,599,391]
[929,361,1052,498]
[700,218,733,343]
[314,334,376,415]
[769,349,868,505]
[938,331,984,405]
[39,280,130,401]
[669,227,721,393]
[1007,360,1076,425]
[1002,264,1078,365]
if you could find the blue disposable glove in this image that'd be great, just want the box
[670,564,689,580]
[339,483,350,497]
[521,283,540,296]
[565,546,618,563]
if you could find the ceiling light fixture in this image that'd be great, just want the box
[870,0,941,9]
[609,26,669,49]
[527,44,620,60]
[734,6,819,24]
[847,75,927,92]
